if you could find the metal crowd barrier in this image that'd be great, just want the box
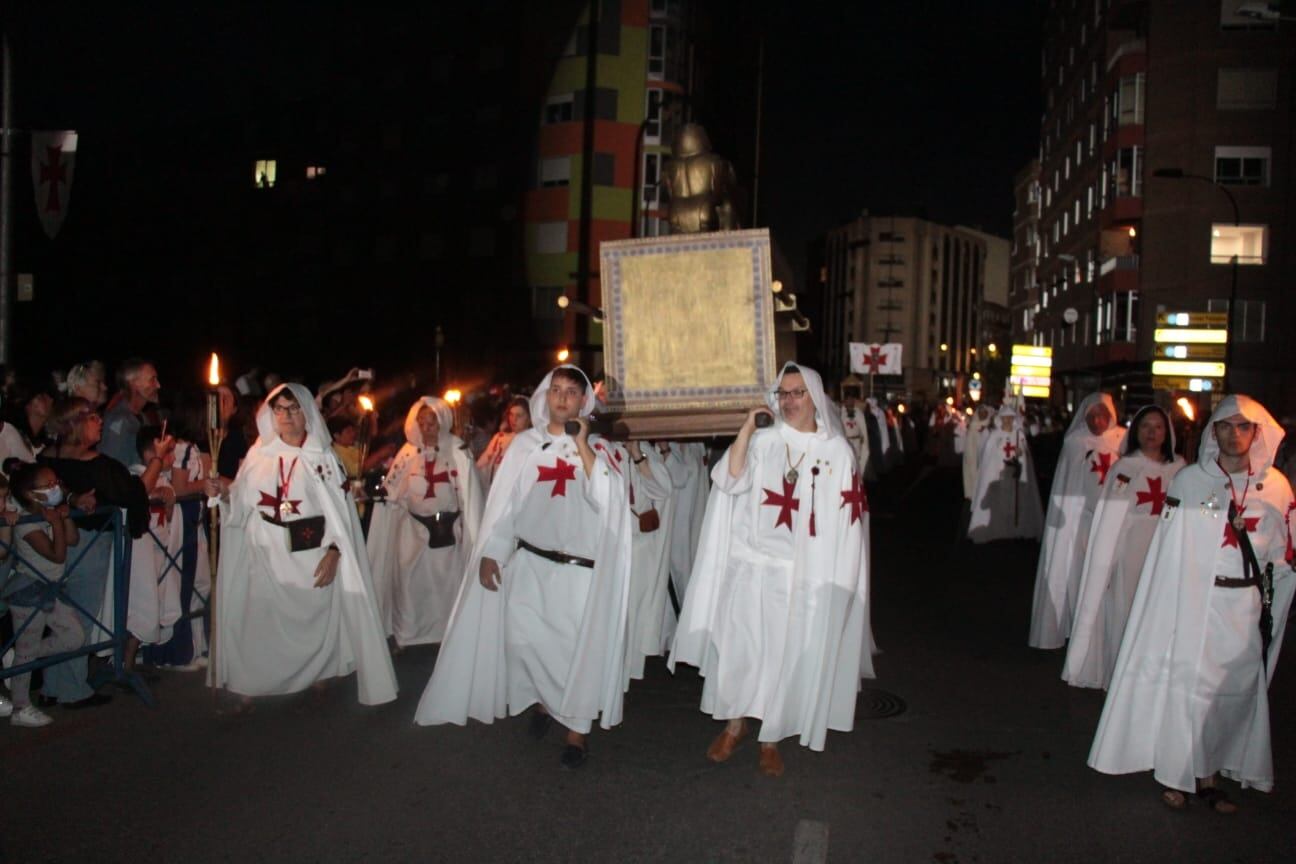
[0,506,154,706]
[141,493,211,666]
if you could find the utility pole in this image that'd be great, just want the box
[0,34,14,365]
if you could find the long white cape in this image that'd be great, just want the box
[967,410,1043,543]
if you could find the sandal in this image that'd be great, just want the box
[1196,786,1237,814]
[1160,788,1189,811]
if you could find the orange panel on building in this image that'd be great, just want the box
[526,187,571,222]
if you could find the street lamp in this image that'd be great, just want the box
[1153,167,1240,391]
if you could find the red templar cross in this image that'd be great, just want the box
[840,471,868,526]
[762,478,800,531]
[258,490,301,516]
[40,146,67,214]
[1002,440,1018,459]
[537,459,577,497]
[861,346,889,375]
[1222,508,1260,549]
[1135,476,1168,516]
[424,461,451,499]
[1089,452,1114,486]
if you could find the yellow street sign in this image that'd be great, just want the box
[1151,360,1226,378]
[1152,327,1227,344]
[1155,312,1228,327]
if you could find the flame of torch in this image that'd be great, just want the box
[444,389,462,405]
[358,395,375,413]
[1176,397,1195,422]
[208,353,221,387]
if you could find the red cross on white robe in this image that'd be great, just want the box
[150,502,169,526]
[537,459,577,497]
[1135,475,1168,516]
[1002,440,1018,459]
[762,478,800,531]
[423,460,451,499]
[1089,452,1114,486]
[840,471,868,525]
[1221,506,1260,549]
[861,346,888,375]
[258,490,301,517]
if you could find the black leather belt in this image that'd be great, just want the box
[517,538,595,569]
[1215,575,1258,589]
[411,510,461,549]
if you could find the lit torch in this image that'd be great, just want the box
[205,353,226,696]
[444,388,463,437]
[1177,396,1198,462]
[1176,397,1195,422]
[356,395,375,495]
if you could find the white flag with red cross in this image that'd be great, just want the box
[31,131,78,239]
[849,342,903,375]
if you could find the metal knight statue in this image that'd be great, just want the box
[663,123,740,234]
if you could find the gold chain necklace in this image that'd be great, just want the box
[784,444,806,485]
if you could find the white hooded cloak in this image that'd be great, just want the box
[967,405,1044,543]
[414,366,633,732]
[1088,395,1295,792]
[1063,406,1185,689]
[1029,393,1126,648]
[213,383,397,705]
[366,397,484,646]
[670,363,874,751]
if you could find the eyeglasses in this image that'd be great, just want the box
[774,388,808,400]
[1214,420,1255,435]
[271,404,303,417]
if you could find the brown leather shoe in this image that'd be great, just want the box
[758,745,784,777]
[706,725,748,763]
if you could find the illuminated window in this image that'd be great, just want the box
[1117,73,1146,125]
[254,159,276,188]
[1210,224,1267,265]
[539,157,570,188]
[305,165,326,179]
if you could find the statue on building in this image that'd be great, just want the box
[663,123,740,234]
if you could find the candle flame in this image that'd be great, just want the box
[358,395,375,413]
[444,389,462,405]
[1176,397,1195,421]
[208,353,221,387]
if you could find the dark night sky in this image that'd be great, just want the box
[5,1,1041,373]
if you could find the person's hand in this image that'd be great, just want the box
[2,509,18,526]
[155,436,177,467]
[71,488,97,512]
[55,502,71,519]
[314,546,341,588]
[40,506,60,525]
[158,486,177,508]
[479,556,501,592]
[627,440,644,460]
[570,416,590,446]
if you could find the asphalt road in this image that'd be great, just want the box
[2,466,1292,863]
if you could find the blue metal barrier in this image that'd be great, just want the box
[0,507,154,706]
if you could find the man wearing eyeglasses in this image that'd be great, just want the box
[1089,395,1295,813]
[671,363,875,777]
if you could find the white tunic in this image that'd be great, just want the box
[1063,451,1185,689]
[126,470,182,645]
[1029,394,1126,648]
[622,444,674,682]
[214,384,397,705]
[967,416,1044,543]
[671,411,874,751]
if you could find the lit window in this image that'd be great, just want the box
[1117,73,1146,125]
[1210,224,1267,265]
[305,165,326,179]
[254,159,276,188]
[1214,146,1270,186]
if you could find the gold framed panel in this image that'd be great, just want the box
[600,229,777,428]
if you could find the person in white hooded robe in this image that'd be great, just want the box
[621,440,675,683]
[366,397,483,647]
[1088,395,1295,812]
[208,384,397,708]
[1029,392,1126,649]
[656,440,711,650]
[967,403,1044,543]
[962,404,994,502]
[1063,405,1184,690]
[414,366,632,770]
[670,363,874,777]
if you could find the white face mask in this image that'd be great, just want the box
[33,485,64,507]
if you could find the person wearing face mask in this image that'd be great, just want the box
[0,464,85,727]
[415,366,633,771]
[1089,395,1295,813]
[206,385,396,711]
[366,397,483,649]
[1030,393,1127,649]
[670,363,875,777]
[1064,406,1185,690]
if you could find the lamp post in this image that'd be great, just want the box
[1152,167,1239,392]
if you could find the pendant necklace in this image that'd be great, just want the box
[1216,458,1252,532]
[784,444,806,486]
[279,456,299,519]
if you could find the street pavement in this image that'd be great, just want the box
[2,465,1293,863]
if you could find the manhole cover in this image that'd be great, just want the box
[859,687,906,719]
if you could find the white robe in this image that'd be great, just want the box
[415,366,633,732]
[214,384,397,705]
[1063,452,1185,689]
[671,417,874,750]
[622,444,674,682]
[1029,394,1126,648]
[100,471,182,646]
[1089,460,1295,792]
[841,406,870,474]
[967,419,1043,543]
[659,441,710,650]
[962,413,992,500]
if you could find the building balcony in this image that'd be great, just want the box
[1098,255,1139,294]
[1099,196,1142,227]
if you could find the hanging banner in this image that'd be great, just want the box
[849,342,903,375]
[32,131,78,239]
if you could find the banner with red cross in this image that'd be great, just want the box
[32,131,78,239]
[848,342,903,376]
